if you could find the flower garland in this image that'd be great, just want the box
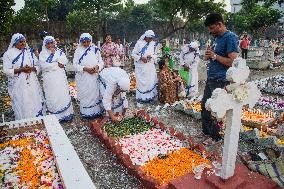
[130,72,136,91]
[257,96,284,111]
[255,75,284,95]
[225,83,249,103]
[118,128,183,166]
[103,117,153,138]
[141,147,211,185]
[184,102,201,112]
[0,129,63,188]
[69,82,77,99]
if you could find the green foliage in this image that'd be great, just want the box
[187,20,207,33]
[153,0,225,38]
[66,0,122,37]
[25,0,58,13]
[155,0,225,21]
[230,1,282,36]
[13,0,60,30]
[14,7,45,31]
[48,0,76,21]
[66,10,97,34]
[0,0,15,36]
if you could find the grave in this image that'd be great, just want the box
[204,58,280,188]
[246,47,274,69]
[0,115,96,189]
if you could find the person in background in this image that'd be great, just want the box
[240,34,250,59]
[99,67,130,123]
[101,34,119,67]
[160,40,174,70]
[39,36,74,122]
[158,54,184,104]
[35,31,49,56]
[179,41,201,97]
[202,13,239,142]
[73,33,104,118]
[55,35,65,50]
[274,46,281,64]
[3,33,45,120]
[115,37,125,67]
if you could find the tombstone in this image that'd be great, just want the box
[206,58,261,179]
[246,47,273,69]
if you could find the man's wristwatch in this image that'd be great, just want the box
[212,54,217,61]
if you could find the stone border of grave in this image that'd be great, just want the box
[240,127,284,154]
[90,110,216,189]
[91,110,279,189]
[174,102,201,120]
[0,115,96,189]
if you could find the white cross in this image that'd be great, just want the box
[205,57,261,179]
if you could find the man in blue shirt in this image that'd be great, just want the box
[201,13,239,142]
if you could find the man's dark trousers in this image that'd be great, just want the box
[201,80,229,141]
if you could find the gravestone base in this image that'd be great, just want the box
[246,60,270,70]
[168,164,280,189]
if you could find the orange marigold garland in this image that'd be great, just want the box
[141,147,211,185]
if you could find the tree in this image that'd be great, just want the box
[230,0,283,37]
[14,7,46,31]
[25,0,59,20]
[48,0,76,21]
[0,0,15,36]
[152,0,225,39]
[13,0,59,32]
[69,0,122,39]
[66,10,97,34]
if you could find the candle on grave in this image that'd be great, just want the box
[2,114,4,123]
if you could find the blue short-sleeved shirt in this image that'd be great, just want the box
[207,31,239,81]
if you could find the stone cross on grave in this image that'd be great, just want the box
[205,57,261,180]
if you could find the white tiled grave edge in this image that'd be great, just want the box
[0,115,96,189]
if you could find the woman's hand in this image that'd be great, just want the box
[83,67,96,74]
[111,114,122,123]
[58,63,65,68]
[140,57,147,63]
[93,65,100,73]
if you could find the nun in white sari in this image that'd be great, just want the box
[179,41,200,97]
[39,36,74,122]
[131,30,158,107]
[3,33,44,120]
[73,33,104,118]
[99,67,130,123]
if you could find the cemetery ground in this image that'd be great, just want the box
[1,64,284,188]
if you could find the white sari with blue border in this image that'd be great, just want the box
[132,40,158,103]
[39,47,74,122]
[99,67,128,115]
[3,47,45,120]
[73,45,104,118]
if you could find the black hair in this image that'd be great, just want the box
[158,55,171,70]
[158,59,165,70]
[204,13,224,27]
[39,31,49,40]
[105,34,112,39]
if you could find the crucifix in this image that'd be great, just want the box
[206,58,261,179]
